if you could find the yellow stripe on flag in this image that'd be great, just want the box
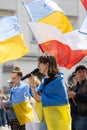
[13,100,34,125]
[0,34,29,63]
[34,101,43,122]
[39,11,73,33]
[43,104,71,130]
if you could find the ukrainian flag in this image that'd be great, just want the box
[23,0,73,33]
[0,16,29,64]
[37,73,71,130]
[11,82,34,125]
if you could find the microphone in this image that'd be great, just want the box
[21,68,39,80]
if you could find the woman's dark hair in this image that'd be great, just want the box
[12,66,23,78]
[38,53,59,77]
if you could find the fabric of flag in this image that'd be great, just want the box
[35,72,64,122]
[23,0,73,33]
[81,0,87,10]
[28,22,87,69]
[34,101,43,122]
[78,14,87,34]
[11,82,34,125]
[36,73,71,130]
[0,16,29,64]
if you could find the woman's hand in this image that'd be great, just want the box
[36,95,42,101]
[28,74,36,86]
[68,91,76,99]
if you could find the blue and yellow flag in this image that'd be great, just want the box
[36,73,71,130]
[11,82,34,125]
[0,16,29,64]
[23,0,73,33]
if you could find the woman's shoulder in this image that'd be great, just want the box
[53,72,64,84]
[53,72,64,81]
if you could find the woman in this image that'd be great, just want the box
[29,53,71,130]
[10,67,34,130]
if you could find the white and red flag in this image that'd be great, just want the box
[28,22,87,69]
[81,0,87,10]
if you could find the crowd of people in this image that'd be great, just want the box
[0,53,87,130]
[0,88,7,128]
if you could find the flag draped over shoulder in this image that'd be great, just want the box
[23,0,73,33]
[43,105,71,130]
[11,82,34,125]
[36,73,71,130]
[0,16,29,64]
[28,22,87,69]
[81,0,87,10]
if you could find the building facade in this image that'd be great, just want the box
[0,0,87,89]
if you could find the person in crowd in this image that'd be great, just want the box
[5,94,10,128]
[28,53,71,130]
[10,66,34,130]
[68,65,87,130]
[7,79,14,89]
[6,79,15,128]
[68,72,78,88]
[2,79,17,130]
[0,88,6,128]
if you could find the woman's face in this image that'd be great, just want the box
[38,62,48,75]
[11,73,21,85]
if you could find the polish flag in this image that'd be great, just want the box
[28,22,87,69]
[81,0,87,10]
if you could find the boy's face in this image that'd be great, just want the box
[76,69,87,82]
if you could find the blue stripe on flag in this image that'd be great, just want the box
[0,16,21,40]
[23,0,62,21]
[11,82,30,104]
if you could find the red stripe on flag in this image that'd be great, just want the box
[39,40,87,69]
[81,0,87,10]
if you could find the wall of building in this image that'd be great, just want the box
[0,0,17,11]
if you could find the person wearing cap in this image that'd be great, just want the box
[68,65,87,130]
